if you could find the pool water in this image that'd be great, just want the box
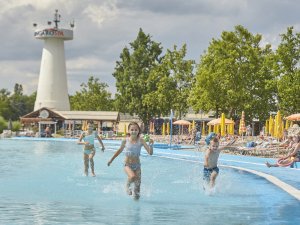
[0,139,299,225]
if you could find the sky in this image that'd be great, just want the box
[1,0,300,96]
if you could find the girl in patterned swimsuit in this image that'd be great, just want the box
[78,121,105,176]
[107,122,154,199]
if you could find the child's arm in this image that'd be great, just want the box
[107,139,126,166]
[96,134,105,151]
[77,133,87,145]
[286,143,300,158]
[141,138,153,155]
[219,138,237,150]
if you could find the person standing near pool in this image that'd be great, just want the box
[78,121,105,177]
[203,136,235,191]
[107,122,154,200]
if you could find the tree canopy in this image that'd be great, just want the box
[70,76,114,111]
[189,25,277,122]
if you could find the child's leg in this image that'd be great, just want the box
[210,171,218,188]
[124,166,136,195]
[89,151,96,176]
[265,161,278,168]
[83,154,89,176]
[133,169,141,198]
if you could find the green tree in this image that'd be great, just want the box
[189,25,276,122]
[70,76,114,111]
[275,27,300,114]
[144,44,195,118]
[0,116,6,133]
[8,84,35,120]
[0,88,10,119]
[113,28,163,127]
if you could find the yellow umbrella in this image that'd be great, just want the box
[239,111,246,136]
[162,122,165,136]
[265,119,269,136]
[82,120,88,131]
[285,120,289,130]
[220,113,226,136]
[166,122,170,135]
[202,122,206,136]
[124,123,127,135]
[275,111,283,139]
[269,116,274,136]
[208,125,211,133]
[192,120,195,130]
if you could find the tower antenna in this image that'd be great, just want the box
[54,9,61,28]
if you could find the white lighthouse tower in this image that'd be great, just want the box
[34,10,74,111]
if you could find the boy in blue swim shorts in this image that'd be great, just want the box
[203,136,235,190]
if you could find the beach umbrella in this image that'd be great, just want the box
[166,122,170,135]
[149,122,154,134]
[285,113,300,121]
[192,120,195,130]
[202,122,206,136]
[239,111,246,136]
[285,120,289,130]
[207,118,234,126]
[124,123,127,135]
[173,120,191,135]
[269,116,274,136]
[162,122,165,136]
[265,119,269,135]
[208,125,211,134]
[275,111,283,139]
[220,113,226,136]
[82,120,88,131]
[173,120,191,126]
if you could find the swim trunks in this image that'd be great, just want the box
[124,163,141,171]
[203,167,219,182]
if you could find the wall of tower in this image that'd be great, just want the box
[34,38,70,111]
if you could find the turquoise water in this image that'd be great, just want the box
[0,139,299,225]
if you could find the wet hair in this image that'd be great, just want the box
[211,137,219,144]
[128,122,141,137]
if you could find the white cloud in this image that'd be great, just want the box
[82,1,119,27]
[1,0,300,97]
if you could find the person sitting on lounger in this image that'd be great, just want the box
[265,135,300,168]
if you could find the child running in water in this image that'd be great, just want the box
[78,121,105,176]
[107,122,153,200]
[203,136,235,191]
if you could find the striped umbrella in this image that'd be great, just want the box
[239,111,246,136]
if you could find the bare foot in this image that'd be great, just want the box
[84,171,88,176]
[91,172,96,177]
[126,188,132,195]
[133,192,140,200]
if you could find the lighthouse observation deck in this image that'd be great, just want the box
[34,28,73,40]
